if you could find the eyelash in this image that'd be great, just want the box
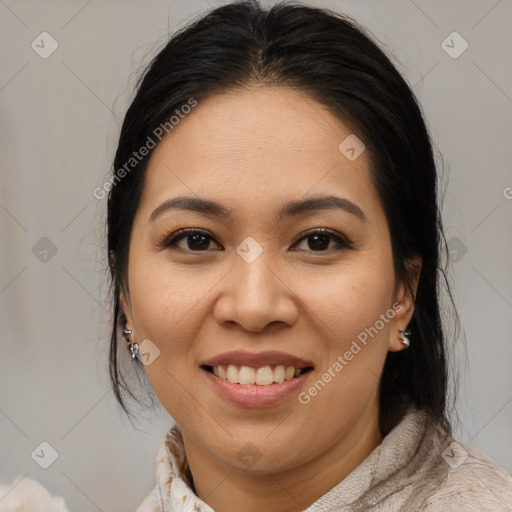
[160,227,353,253]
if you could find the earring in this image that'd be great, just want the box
[399,329,411,348]
[122,327,140,361]
[129,342,140,361]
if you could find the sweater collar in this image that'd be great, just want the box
[151,407,432,511]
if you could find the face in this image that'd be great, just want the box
[121,86,419,475]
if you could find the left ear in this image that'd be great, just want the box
[388,255,422,352]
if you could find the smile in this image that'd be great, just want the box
[203,364,313,386]
[201,365,314,408]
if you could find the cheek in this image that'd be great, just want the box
[293,257,395,344]
[292,260,394,443]
[126,254,207,410]
[126,250,225,353]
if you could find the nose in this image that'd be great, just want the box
[212,247,299,333]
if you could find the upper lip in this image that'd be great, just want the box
[201,350,314,369]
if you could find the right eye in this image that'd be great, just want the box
[162,228,223,252]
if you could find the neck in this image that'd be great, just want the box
[182,401,383,512]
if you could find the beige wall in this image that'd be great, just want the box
[1,0,511,509]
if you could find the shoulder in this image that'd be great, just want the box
[419,438,512,511]
[136,484,161,512]
[0,476,69,512]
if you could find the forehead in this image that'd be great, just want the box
[139,86,380,220]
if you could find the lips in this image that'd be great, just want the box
[199,350,315,406]
[201,363,313,407]
[200,349,314,369]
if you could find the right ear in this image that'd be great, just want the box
[120,290,133,329]
[112,250,132,328]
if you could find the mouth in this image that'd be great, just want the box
[201,364,314,386]
[199,350,315,406]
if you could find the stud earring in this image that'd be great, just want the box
[399,329,411,348]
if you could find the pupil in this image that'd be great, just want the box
[309,234,329,251]
[189,234,209,250]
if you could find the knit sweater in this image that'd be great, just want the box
[136,407,512,511]
[1,408,511,511]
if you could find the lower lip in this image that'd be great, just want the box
[201,367,312,408]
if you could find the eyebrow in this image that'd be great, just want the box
[149,194,367,224]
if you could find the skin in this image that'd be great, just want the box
[121,85,421,512]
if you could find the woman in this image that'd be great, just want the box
[3,1,508,511]
[106,1,512,511]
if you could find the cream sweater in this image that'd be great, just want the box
[136,407,512,511]
[1,407,511,511]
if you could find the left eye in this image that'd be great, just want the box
[162,228,350,252]
[292,229,350,252]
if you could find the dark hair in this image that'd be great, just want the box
[107,0,459,435]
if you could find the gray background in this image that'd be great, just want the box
[1,0,511,510]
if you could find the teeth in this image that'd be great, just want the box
[274,365,285,383]
[256,366,274,385]
[218,365,227,380]
[211,364,307,386]
[239,366,256,385]
[226,364,239,384]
